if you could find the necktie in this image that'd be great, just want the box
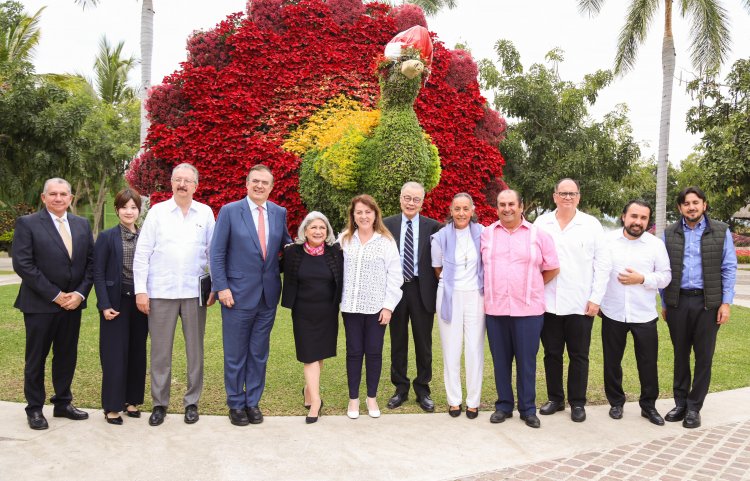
[403,219,414,281]
[257,205,267,260]
[56,217,73,258]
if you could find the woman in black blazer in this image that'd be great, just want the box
[93,188,148,425]
[281,211,343,424]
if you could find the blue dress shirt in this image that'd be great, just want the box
[399,214,420,276]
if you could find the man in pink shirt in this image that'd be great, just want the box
[481,190,560,428]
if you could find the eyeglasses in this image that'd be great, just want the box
[555,192,579,199]
[401,195,423,204]
[172,178,196,185]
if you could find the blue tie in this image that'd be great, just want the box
[403,220,414,281]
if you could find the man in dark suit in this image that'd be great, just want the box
[12,178,94,430]
[210,164,292,426]
[384,182,441,412]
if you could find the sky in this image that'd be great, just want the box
[20,0,750,164]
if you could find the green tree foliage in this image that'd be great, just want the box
[686,58,750,221]
[0,1,43,69]
[479,40,640,219]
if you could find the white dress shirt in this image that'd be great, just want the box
[535,209,611,315]
[340,230,403,314]
[247,197,269,252]
[398,214,420,276]
[600,229,672,323]
[47,210,84,301]
[133,198,215,299]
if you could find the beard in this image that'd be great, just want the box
[624,224,645,238]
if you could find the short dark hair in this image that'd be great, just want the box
[676,186,707,205]
[497,189,523,206]
[114,188,142,211]
[620,199,652,225]
[247,164,274,184]
[555,178,580,191]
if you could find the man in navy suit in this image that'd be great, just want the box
[210,164,292,426]
[383,182,441,412]
[12,178,94,430]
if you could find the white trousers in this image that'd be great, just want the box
[437,286,485,408]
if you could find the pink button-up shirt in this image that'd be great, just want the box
[481,219,560,317]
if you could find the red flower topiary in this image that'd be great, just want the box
[390,4,427,31]
[475,104,507,146]
[444,49,478,91]
[130,0,506,230]
[327,0,366,25]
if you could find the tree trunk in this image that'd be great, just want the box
[139,0,154,149]
[71,179,83,215]
[90,174,108,238]
[656,1,675,237]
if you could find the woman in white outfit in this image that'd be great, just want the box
[431,193,485,419]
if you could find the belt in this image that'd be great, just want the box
[403,276,419,284]
[680,288,704,297]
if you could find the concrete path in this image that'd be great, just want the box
[1,388,749,481]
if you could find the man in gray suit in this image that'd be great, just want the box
[13,178,94,430]
[210,164,292,426]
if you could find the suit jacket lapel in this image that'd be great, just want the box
[240,200,263,258]
[38,210,70,261]
[417,215,430,263]
[391,217,402,253]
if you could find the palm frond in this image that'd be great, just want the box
[74,0,100,10]
[614,0,659,74]
[93,35,137,104]
[577,0,606,16]
[682,0,731,74]
[1,7,45,64]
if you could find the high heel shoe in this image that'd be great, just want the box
[302,387,311,409]
[124,405,141,418]
[305,399,323,424]
[347,399,360,419]
[105,411,123,425]
[366,397,381,418]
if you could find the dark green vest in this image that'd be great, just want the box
[663,217,727,309]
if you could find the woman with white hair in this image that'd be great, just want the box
[281,211,343,424]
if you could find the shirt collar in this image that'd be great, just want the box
[494,218,531,233]
[617,228,648,243]
[47,210,68,222]
[167,197,198,213]
[401,213,419,225]
[247,197,268,212]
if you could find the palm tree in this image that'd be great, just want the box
[578,0,750,236]
[92,35,137,104]
[0,5,44,67]
[74,0,153,148]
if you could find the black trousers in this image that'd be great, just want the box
[541,313,593,407]
[666,295,720,412]
[343,312,386,399]
[601,314,659,410]
[23,309,82,415]
[100,292,149,412]
[389,279,433,398]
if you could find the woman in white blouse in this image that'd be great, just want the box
[431,193,485,419]
[339,194,403,419]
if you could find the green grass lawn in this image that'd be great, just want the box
[1,283,748,416]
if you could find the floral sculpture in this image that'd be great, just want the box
[126,0,507,231]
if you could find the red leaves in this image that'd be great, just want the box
[130,0,505,229]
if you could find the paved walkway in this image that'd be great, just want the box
[1,388,749,481]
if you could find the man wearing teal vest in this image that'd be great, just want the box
[661,186,737,429]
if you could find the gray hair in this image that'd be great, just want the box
[295,211,336,246]
[400,181,425,195]
[43,178,72,194]
[172,163,199,185]
[446,192,478,223]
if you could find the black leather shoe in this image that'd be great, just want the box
[247,406,263,424]
[105,412,123,425]
[416,395,435,412]
[27,411,48,430]
[229,408,250,426]
[641,408,665,426]
[683,410,701,429]
[521,413,541,428]
[489,410,512,424]
[53,404,89,420]
[571,406,586,422]
[149,406,166,426]
[184,404,199,424]
[448,405,462,418]
[124,406,141,418]
[665,406,686,422]
[306,399,323,424]
[609,405,623,419]
[539,400,565,415]
[387,392,408,409]
[466,407,479,419]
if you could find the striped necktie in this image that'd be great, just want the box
[403,219,414,281]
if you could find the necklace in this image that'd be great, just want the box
[456,230,471,269]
